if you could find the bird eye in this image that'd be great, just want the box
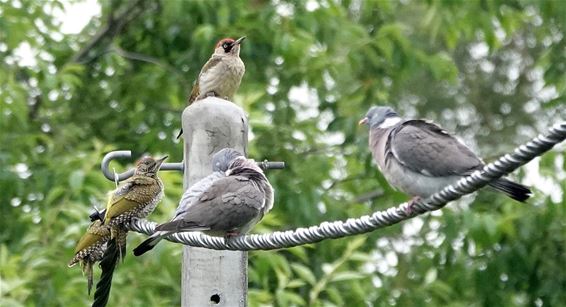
[223,43,228,49]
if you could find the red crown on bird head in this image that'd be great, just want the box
[215,38,236,49]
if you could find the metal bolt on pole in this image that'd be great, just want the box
[181,97,249,307]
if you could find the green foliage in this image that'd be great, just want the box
[1,0,565,306]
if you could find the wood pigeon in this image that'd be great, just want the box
[359,106,531,206]
[133,148,273,256]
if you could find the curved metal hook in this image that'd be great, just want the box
[101,150,184,182]
[101,150,285,183]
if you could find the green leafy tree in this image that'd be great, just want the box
[1,0,564,306]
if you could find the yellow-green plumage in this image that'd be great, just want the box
[103,156,166,260]
[68,220,111,295]
[68,155,166,304]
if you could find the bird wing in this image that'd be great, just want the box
[188,55,223,104]
[75,224,110,254]
[174,171,225,219]
[156,176,263,233]
[387,120,482,177]
[104,176,160,222]
[187,79,200,104]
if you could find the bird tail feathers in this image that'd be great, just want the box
[85,262,94,296]
[133,232,168,256]
[154,222,178,232]
[68,257,79,268]
[488,178,532,202]
[154,221,209,233]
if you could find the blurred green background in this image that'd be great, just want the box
[1,0,565,306]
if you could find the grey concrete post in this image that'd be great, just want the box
[181,97,249,306]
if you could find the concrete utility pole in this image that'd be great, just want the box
[181,97,249,307]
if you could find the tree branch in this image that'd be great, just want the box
[68,0,147,65]
[323,173,365,191]
[110,45,190,88]
[353,189,384,203]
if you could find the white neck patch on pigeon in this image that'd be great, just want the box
[378,116,402,129]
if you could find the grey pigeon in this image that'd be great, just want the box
[359,106,531,207]
[133,148,273,256]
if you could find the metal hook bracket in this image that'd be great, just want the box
[100,150,184,182]
[100,150,285,182]
[93,150,285,222]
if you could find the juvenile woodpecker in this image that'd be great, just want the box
[68,220,111,295]
[189,36,246,104]
[177,36,246,138]
[103,156,167,260]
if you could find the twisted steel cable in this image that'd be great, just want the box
[130,122,566,251]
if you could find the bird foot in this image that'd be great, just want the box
[224,231,241,242]
[405,196,424,216]
[204,91,218,98]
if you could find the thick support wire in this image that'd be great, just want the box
[130,122,566,251]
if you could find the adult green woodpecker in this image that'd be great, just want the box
[68,220,111,295]
[177,36,246,138]
[103,156,167,260]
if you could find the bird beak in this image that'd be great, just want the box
[233,36,246,46]
[358,117,368,125]
[155,156,168,169]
